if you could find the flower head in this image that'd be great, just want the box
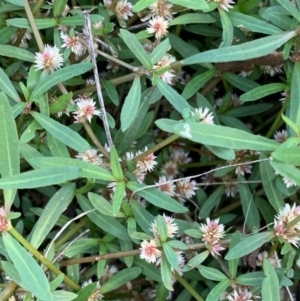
[0,208,10,232]
[199,218,225,244]
[147,16,169,40]
[82,280,103,300]
[274,129,288,143]
[73,98,101,123]
[61,32,85,57]
[156,176,176,196]
[151,214,179,239]
[153,53,176,84]
[225,287,257,301]
[149,0,174,20]
[34,44,64,73]
[161,160,179,179]
[283,177,297,188]
[192,107,214,124]
[140,239,161,263]
[213,0,235,11]
[115,0,133,20]
[136,148,157,172]
[76,149,103,166]
[175,178,198,200]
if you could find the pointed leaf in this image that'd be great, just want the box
[0,166,80,189]
[262,260,280,301]
[225,232,274,260]
[163,242,179,271]
[127,181,188,213]
[31,63,93,99]
[206,279,231,301]
[30,184,75,249]
[3,233,53,301]
[119,29,152,70]
[100,267,142,293]
[156,78,190,114]
[110,147,123,179]
[0,68,20,102]
[132,0,156,12]
[289,62,300,129]
[121,76,141,132]
[219,8,234,48]
[0,45,35,62]
[168,0,209,10]
[149,38,170,64]
[31,112,90,152]
[198,265,228,281]
[161,255,173,291]
[112,181,126,214]
[270,160,300,186]
[174,122,279,151]
[182,30,297,65]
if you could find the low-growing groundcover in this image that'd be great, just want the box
[0,0,300,300]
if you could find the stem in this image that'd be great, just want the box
[174,272,204,301]
[133,134,179,163]
[32,0,46,15]
[82,121,110,160]
[0,281,18,301]
[9,227,81,291]
[268,241,279,258]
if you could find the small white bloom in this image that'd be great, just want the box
[73,98,101,123]
[115,0,133,20]
[213,0,235,11]
[140,239,161,264]
[149,0,174,20]
[283,177,297,188]
[260,64,283,77]
[161,160,179,179]
[199,218,225,244]
[274,129,288,143]
[175,178,197,200]
[136,148,157,172]
[193,107,214,124]
[151,214,179,238]
[147,16,169,40]
[76,149,103,166]
[61,32,86,57]
[34,44,64,73]
[156,176,176,196]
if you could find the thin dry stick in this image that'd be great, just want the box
[83,10,114,148]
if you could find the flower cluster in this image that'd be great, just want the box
[199,218,225,256]
[212,0,235,11]
[221,287,259,301]
[73,98,101,123]
[274,203,300,247]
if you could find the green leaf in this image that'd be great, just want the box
[89,192,125,217]
[119,29,152,70]
[100,267,142,293]
[0,68,21,102]
[52,291,78,301]
[289,62,300,129]
[222,72,260,92]
[102,79,119,105]
[134,257,161,282]
[132,0,157,12]
[199,186,225,218]
[272,146,300,165]
[7,18,57,29]
[225,103,273,118]
[30,157,115,181]
[270,160,300,186]
[77,195,131,240]
[182,30,297,65]
[262,260,280,301]
[58,14,103,26]
[168,0,209,10]
[206,279,231,301]
[53,0,68,17]
[163,242,179,271]
[73,282,97,301]
[31,63,93,99]
[167,240,188,250]
[173,122,279,151]
[49,92,73,115]
[238,178,260,230]
[60,238,99,258]
[0,26,17,44]
[236,271,265,286]
[225,232,274,260]
[112,181,126,214]
[0,166,80,189]
[110,146,123,179]
[156,78,190,114]
[157,215,169,242]
[127,181,188,213]
[219,8,234,48]
[182,69,216,99]
[228,231,241,278]
[31,112,90,153]
[198,265,228,281]
[30,184,75,249]
[0,93,20,208]
[276,0,300,23]
[169,13,215,26]
[3,233,53,301]
[131,199,154,234]
[121,76,141,132]
[184,251,209,271]
[47,132,70,158]
[240,83,286,102]
[161,255,173,291]
[228,11,282,34]
[282,114,299,135]
[149,38,170,64]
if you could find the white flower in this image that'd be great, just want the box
[115,0,133,20]
[73,98,101,123]
[161,160,179,179]
[213,0,235,11]
[153,54,176,84]
[193,107,214,124]
[256,251,280,268]
[34,44,64,73]
[274,129,288,143]
[260,64,283,77]
[76,149,103,166]
[170,148,191,165]
[199,218,225,244]
[151,214,179,238]
[81,279,103,300]
[149,0,174,20]
[156,176,175,196]
[140,239,161,263]
[147,16,169,40]
[175,178,198,200]
[226,287,257,301]
[283,177,297,188]
[61,32,85,57]
[136,148,157,172]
